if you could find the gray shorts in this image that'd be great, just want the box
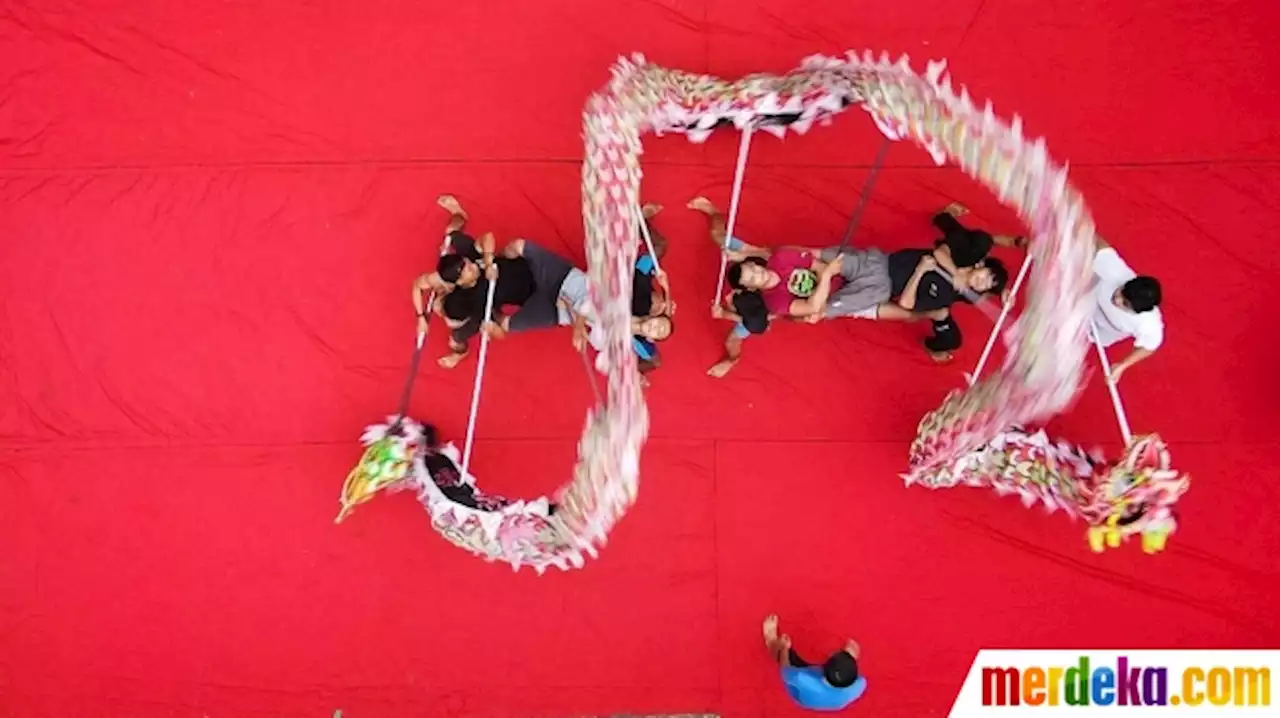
[507,241,575,333]
[555,268,590,326]
[818,246,892,319]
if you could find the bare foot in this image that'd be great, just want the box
[437,194,467,219]
[687,196,718,215]
[642,202,663,219]
[438,353,466,369]
[707,360,734,379]
[763,614,780,643]
[928,350,954,364]
[943,201,968,217]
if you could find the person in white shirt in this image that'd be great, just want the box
[1091,237,1164,382]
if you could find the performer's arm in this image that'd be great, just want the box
[787,256,843,317]
[896,255,936,311]
[478,231,496,269]
[559,299,592,351]
[413,273,447,314]
[932,244,963,279]
[725,240,771,262]
[648,224,669,261]
[1109,348,1153,383]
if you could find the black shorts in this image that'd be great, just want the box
[449,319,481,347]
[507,241,574,333]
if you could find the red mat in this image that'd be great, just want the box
[3,1,1280,716]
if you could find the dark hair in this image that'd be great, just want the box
[442,287,481,321]
[731,290,769,335]
[437,254,467,284]
[823,651,859,688]
[420,423,441,448]
[727,257,768,290]
[980,257,1009,297]
[1121,276,1161,313]
[632,268,654,317]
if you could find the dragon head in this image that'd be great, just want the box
[1085,434,1189,554]
[336,419,424,523]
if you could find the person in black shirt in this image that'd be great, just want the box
[885,249,1009,362]
[411,195,538,368]
[930,202,1026,304]
[629,203,674,380]
[434,248,540,368]
[412,196,489,306]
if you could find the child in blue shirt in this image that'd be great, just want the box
[574,203,672,379]
[763,615,867,712]
[631,249,669,376]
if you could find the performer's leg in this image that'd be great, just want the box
[502,239,574,294]
[439,321,479,369]
[924,308,962,362]
[873,304,947,323]
[687,196,729,248]
[707,324,747,378]
[821,250,894,320]
[505,296,561,334]
[933,203,970,239]
[936,201,1025,248]
[437,194,468,236]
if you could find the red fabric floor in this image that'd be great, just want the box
[3,1,1280,716]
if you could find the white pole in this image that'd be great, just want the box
[713,125,755,303]
[636,206,661,273]
[460,276,500,478]
[1090,322,1134,446]
[966,256,1032,386]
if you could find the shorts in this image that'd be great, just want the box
[817,246,892,319]
[450,319,481,347]
[506,241,575,333]
[556,268,591,325]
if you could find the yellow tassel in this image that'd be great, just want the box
[1088,526,1106,552]
[1142,530,1169,554]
